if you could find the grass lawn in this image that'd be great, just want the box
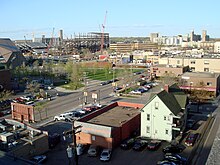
[84,68,144,81]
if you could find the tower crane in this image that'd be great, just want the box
[100,11,107,54]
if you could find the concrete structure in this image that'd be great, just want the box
[0,69,11,91]
[159,56,220,73]
[180,72,220,96]
[75,102,144,149]
[150,64,189,77]
[214,42,220,53]
[110,42,158,53]
[150,33,159,42]
[0,119,48,159]
[11,103,35,123]
[140,84,187,142]
[0,38,26,69]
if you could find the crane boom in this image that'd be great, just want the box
[100,11,107,54]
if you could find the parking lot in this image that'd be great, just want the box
[40,119,208,165]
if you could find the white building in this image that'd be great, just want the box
[140,84,187,142]
[214,42,220,53]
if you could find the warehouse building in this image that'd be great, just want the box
[75,102,144,149]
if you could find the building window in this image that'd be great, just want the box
[92,136,96,141]
[191,61,196,64]
[204,68,209,72]
[165,129,168,135]
[207,82,212,86]
[164,116,166,120]
[177,60,180,64]
[155,102,159,109]
[146,126,150,133]
[204,60,209,65]
[147,114,150,121]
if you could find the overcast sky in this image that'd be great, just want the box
[1,0,220,39]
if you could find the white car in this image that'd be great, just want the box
[54,114,73,122]
[100,149,111,161]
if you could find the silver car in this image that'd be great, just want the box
[100,149,111,161]
[87,145,100,157]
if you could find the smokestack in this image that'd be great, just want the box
[164,84,169,93]
[59,29,63,41]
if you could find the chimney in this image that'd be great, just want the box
[164,84,169,93]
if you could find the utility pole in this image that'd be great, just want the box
[71,120,82,165]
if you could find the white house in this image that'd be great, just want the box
[140,84,187,142]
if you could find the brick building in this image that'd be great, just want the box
[75,102,144,149]
[11,103,35,123]
[150,64,189,77]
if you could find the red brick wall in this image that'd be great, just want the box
[11,103,34,123]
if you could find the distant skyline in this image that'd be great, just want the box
[1,0,220,40]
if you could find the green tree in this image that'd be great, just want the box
[0,90,11,101]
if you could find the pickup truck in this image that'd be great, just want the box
[54,114,73,122]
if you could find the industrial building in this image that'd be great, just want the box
[0,118,48,159]
[75,102,144,149]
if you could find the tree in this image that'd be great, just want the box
[0,90,11,101]
[160,72,178,86]
[26,82,40,95]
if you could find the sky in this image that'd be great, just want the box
[1,0,220,40]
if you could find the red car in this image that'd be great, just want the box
[185,133,199,147]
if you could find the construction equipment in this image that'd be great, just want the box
[100,11,107,54]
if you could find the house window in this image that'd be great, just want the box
[167,116,170,121]
[204,68,209,72]
[146,126,150,133]
[155,130,158,134]
[92,136,96,141]
[164,116,166,120]
[147,114,150,121]
[177,60,180,64]
[207,82,212,86]
[155,102,159,109]
[165,129,168,135]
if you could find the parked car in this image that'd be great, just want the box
[120,137,135,150]
[31,155,47,164]
[100,82,108,86]
[48,133,61,149]
[132,139,148,151]
[113,87,123,92]
[186,119,196,128]
[157,160,177,165]
[164,153,187,165]
[87,145,101,157]
[100,149,111,161]
[185,133,199,147]
[163,144,184,153]
[147,140,161,151]
[54,114,74,122]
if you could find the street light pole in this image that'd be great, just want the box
[72,120,82,165]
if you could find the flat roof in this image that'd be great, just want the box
[87,106,140,127]
[182,72,217,78]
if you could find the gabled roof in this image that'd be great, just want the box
[157,90,182,116]
[142,84,187,116]
[0,38,20,52]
